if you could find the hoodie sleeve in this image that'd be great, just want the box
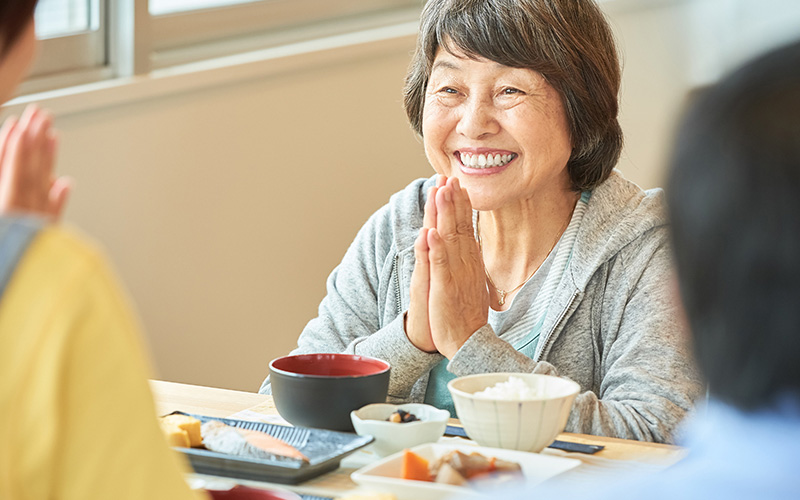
[565,237,702,443]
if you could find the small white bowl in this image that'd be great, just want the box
[448,373,580,453]
[350,403,450,457]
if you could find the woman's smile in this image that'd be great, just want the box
[453,149,518,176]
[455,149,517,168]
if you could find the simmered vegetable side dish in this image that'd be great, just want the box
[400,449,523,487]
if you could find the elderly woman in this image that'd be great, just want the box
[261,0,701,443]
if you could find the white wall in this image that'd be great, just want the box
[604,0,800,189]
[56,45,431,391]
[16,0,800,391]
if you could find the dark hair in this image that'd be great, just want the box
[0,0,38,57]
[667,39,800,410]
[403,0,623,191]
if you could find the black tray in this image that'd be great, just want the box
[172,412,373,484]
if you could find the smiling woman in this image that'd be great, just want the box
[260,0,702,445]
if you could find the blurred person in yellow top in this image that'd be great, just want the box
[0,1,206,498]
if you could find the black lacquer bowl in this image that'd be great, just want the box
[269,353,390,432]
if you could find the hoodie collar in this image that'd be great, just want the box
[567,170,668,291]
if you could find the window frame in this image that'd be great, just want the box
[28,0,106,79]
[19,0,421,95]
[152,0,419,51]
[29,32,106,77]
[149,0,421,69]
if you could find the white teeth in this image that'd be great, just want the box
[458,152,515,168]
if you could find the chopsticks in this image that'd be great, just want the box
[444,425,604,455]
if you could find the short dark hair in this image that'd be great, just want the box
[667,39,800,410]
[403,0,623,191]
[0,0,38,58]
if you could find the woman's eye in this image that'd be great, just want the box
[440,87,458,95]
[502,87,523,95]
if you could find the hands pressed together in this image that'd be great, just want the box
[0,105,70,220]
[406,175,490,359]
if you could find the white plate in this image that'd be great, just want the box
[351,443,580,500]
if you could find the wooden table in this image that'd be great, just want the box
[151,380,686,498]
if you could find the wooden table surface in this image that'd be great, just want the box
[151,380,687,498]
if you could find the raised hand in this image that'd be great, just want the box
[406,175,446,353]
[426,176,489,358]
[0,105,71,220]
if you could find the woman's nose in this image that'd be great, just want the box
[455,97,500,139]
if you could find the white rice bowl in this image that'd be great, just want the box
[448,373,580,452]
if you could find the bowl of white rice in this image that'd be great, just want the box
[447,373,580,453]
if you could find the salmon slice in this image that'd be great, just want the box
[201,420,309,462]
[240,427,308,461]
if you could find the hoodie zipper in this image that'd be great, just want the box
[535,289,579,361]
[393,253,403,313]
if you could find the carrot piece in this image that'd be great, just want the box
[401,449,432,482]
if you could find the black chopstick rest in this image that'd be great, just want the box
[444,425,604,454]
[548,440,604,454]
[444,425,469,437]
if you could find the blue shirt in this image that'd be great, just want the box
[0,216,44,297]
[495,396,800,499]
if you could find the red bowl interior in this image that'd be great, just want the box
[205,485,300,500]
[270,353,390,377]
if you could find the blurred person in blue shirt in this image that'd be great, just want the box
[491,36,800,500]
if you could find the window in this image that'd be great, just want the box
[20,0,421,94]
[28,0,105,81]
[36,0,99,36]
[149,0,422,67]
[150,0,260,16]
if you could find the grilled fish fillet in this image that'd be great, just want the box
[200,420,309,462]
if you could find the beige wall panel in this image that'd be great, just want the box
[56,46,431,391]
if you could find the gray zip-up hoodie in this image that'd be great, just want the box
[260,171,702,444]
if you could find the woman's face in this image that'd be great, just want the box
[0,18,37,104]
[422,46,573,212]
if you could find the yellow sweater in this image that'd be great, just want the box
[0,226,206,499]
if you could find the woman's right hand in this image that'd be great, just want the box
[405,176,446,353]
[0,105,71,220]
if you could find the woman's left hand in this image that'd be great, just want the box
[423,176,489,358]
[0,105,71,220]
